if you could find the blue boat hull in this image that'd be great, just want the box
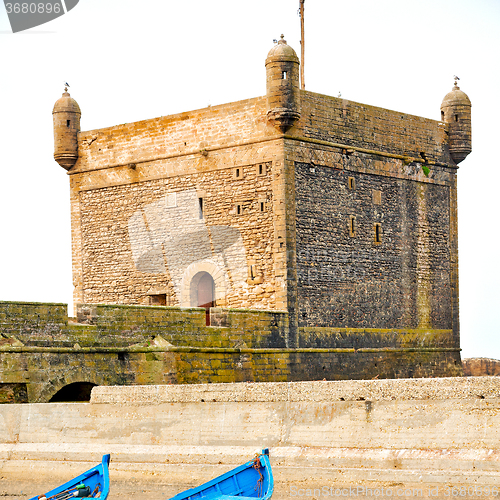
[169,450,274,500]
[29,455,110,500]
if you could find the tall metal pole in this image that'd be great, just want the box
[300,0,305,90]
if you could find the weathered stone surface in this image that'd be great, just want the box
[463,357,500,376]
[1,378,500,499]
[90,377,500,404]
[0,301,463,402]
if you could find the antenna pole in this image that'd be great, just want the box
[300,0,305,90]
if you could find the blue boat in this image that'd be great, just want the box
[29,454,110,500]
[169,449,274,500]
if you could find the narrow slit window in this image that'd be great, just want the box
[455,114,459,122]
[198,198,204,219]
[349,216,356,237]
[348,177,356,190]
[260,201,265,212]
[66,120,70,127]
[374,223,382,244]
[282,71,287,80]
[256,163,267,176]
[237,204,242,215]
[234,167,244,180]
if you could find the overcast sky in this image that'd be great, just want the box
[0,0,498,360]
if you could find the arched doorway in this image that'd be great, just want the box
[192,271,215,325]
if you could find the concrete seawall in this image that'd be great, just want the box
[1,378,500,499]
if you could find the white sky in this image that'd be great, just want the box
[0,0,498,360]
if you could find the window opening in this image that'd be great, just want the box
[282,71,287,80]
[348,177,356,190]
[250,264,256,279]
[66,120,70,127]
[374,223,382,244]
[149,294,167,306]
[455,114,459,122]
[198,198,204,219]
[349,216,356,237]
[260,202,265,212]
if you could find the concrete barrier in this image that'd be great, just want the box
[1,378,500,499]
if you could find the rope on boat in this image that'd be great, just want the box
[251,455,264,497]
[39,482,102,500]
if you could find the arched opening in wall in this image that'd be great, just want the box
[48,382,97,402]
[191,271,215,326]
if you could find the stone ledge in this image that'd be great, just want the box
[90,377,500,404]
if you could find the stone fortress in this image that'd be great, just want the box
[1,36,472,403]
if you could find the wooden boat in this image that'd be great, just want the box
[169,449,274,500]
[29,454,110,500]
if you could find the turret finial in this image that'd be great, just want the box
[453,75,460,89]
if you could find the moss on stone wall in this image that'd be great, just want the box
[0,301,462,403]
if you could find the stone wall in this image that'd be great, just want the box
[0,301,68,341]
[1,301,462,403]
[76,162,276,309]
[463,358,500,376]
[294,161,452,331]
[296,90,452,164]
[69,97,288,311]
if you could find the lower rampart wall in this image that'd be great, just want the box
[1,301,462,403]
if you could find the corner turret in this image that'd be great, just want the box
[441,79,471,164]
[265,35,301,132]
[53,87,81,170]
